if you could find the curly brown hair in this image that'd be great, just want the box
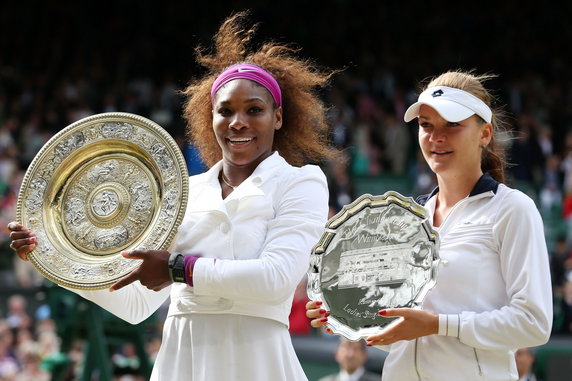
[181,11,338,168]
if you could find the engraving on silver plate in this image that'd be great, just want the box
[307,192,440,341]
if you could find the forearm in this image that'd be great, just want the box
[67,282,171,324]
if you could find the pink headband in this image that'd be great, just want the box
[210,63,282,107]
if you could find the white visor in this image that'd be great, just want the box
[404,86,492,123]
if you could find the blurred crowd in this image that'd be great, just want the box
[1,2,572,380]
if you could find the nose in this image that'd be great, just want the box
[429,126,446,143]
[229,112,247,130]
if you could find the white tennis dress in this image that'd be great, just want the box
[72,152,329,381]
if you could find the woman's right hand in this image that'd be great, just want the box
[305,300,330,328]
[7,222,36,261]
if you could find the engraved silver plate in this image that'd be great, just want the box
[307,192,440,341]
[17,112,189,290]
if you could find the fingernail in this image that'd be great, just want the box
[325,327,333,334]
[325,312,330,317]
[366,343,372,346]
[316,301,323,306]
[319,309,326,314]
[320,317,328,322]
[378,310,387,316]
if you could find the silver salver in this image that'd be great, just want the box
[307,191,440,341]
[16,112,189,290]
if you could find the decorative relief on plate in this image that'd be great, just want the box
[307,192,440,341]
[17,112,189,289]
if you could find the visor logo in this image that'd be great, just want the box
[432,89,444,97]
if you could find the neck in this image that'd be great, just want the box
[220,171,237,189]
[220,164,252,191]
[435,171,483,208]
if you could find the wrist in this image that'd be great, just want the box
[168,252,185,283]
[438,314,460,337]
[183,255,199,286]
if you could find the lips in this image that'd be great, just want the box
[227,137,254,143]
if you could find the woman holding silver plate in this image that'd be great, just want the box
[307,70,552,380]
[9,12,337,380]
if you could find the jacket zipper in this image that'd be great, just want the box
[414,338,421,380]
[473,348,483,376]
[434,192,492,233]
[419,192,492,380]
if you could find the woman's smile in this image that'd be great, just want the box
[226,136,255,146]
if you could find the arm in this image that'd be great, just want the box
[446,191,553,350]
[7,221,171,325]
[69,282,171,325]
[192,168,329,304]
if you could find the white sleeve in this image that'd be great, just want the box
[192,167,329,304]
[67,282,171,325]
[454,191,553,349]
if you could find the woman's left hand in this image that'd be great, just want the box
[365,308,439,346]
[110,250,172,292]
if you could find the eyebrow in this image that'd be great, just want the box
[219,98,267,106]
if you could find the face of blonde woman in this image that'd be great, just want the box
[212,78,282,173]
[417,104,492,179]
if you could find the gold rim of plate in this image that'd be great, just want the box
[16,112,189,290]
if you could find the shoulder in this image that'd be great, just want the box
[492,184,544,234]
[283,163,327,183]
[494,184,539,213]
[187,170,211,187]
[267,155,327,189]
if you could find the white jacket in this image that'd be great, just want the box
[72,151,329,327]
[381,174,553,381]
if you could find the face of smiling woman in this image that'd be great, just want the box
[417,104,491,180]
[212,78,282,174]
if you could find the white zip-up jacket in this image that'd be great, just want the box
[380,174,553,381]
[71,151,329,326]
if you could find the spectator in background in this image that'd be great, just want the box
[539,154,563,213]
[383,112,410,176]
[6,295,31,332]
[13,341,50,381]
[514,347,542,381]
[561,131,572,196]
[553,273,572,335]
[549,235,571,296]
[506,123,544,197]
[318,338,380,381]
[327,151,354,215]
[0,324,18,381]
[289,277,313,336]
[112,342,144,381]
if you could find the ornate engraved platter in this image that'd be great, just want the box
[17,112,189,290]
[307,192,440,341]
